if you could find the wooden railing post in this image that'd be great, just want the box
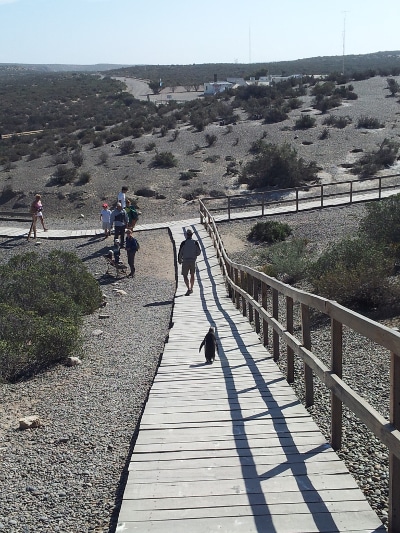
[272,288,279,362]
[254,279,260,334]
[234,269,240,309]
[262,194,265,216]
[262,282,268,347]
[389,346,400,533]
[379,176,382,199]
[301,303,313,407]
[286,296,294,383]
[242,272,247,317]
[331,318,343,450]
[350,181,353,204]
[228,196,231,221]
[296,188,299,212]
[321,184,324,207]
[248,274,254,324]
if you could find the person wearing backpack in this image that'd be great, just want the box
[126,198,140,229]
[125,229,139,277]
[178,228,201,295]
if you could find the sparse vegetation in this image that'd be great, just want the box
[119,140,135,155]
[240,143,319,189]
[294,114,316,129]
[205,133,217,147]
[0,250,102,382]
[322,115,352,128]
[351,138,399,178]
[151,151,177,168]
[247,220,292,243]
[357,116,384,129]
[261,238,310,283]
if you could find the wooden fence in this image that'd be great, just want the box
[199,198,400,533]
[201,173,400,220]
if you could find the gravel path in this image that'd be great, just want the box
[0,228,176,533]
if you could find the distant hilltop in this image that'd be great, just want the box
[0,50,399,78]
[0,63,134,73]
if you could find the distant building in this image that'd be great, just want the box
[203,81,233,95]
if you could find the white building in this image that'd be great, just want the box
[203,81,233,95]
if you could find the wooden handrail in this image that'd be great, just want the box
[199,198,400,532]
[200,173,400,218]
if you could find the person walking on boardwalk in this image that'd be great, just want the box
[199,327,219,364]
[178,228,201,296]
[28,193,48,240]
[125,198,140,229]
[125,228,139,277]
[100,203,111,238]
[117,186,128,209]
[110,202,128,248]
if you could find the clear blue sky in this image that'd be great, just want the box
[1,0,399,66]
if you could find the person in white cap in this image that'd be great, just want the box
[178,228,201,296]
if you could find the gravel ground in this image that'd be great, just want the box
[0,226,176,533]
[218,203,397,528]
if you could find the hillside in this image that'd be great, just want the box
[0,67,399,226]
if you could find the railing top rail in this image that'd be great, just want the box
[199,199,400,355]
[200,173,400,204]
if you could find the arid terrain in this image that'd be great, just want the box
[1,75,400,227]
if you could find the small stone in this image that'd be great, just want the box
[98,314,110,319]
[113,289,127,296]
[19,415,41,430]
[66,356,82,367]
[92,329,103,336]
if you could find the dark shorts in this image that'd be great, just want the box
[181,260,196,277]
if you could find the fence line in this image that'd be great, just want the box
[199,198,400,533]
[200,173,400,220]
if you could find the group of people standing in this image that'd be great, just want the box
[100,186,141,278]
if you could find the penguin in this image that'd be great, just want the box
[199,327,219,364]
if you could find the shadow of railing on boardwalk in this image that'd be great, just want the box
[194,226,342,533]
[197,201,400,533]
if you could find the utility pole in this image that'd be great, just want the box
[249,25,252,64]
[342,11,349,75]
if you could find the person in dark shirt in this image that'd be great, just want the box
[178,228,201,296]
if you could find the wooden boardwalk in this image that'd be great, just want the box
[0,185,399,240]
[115,223,385,533]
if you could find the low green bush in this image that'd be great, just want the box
[322,115,352,128]
[119,140,135,155]
[263,107,288,124]
[260,238,310,283]
[0,251,102,382]
[51,165,77,186]
[294,115,316,129]
[151,151,177,168]
[205,133,217,147]
[357,116,384,129]
[351,138,399,178]
[247,220,292,243]
[308,237,393,309]
[240,142,319,189]
[359,193,400,256]
[76,171,91,185]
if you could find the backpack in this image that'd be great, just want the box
[133,238,140,251]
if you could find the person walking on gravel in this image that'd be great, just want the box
[28,193,48,240]
[110,202,128,248]
[178,228,201,296]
